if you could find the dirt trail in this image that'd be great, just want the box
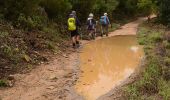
[0,18,145,100]
[0,52,82,100]
[81,17,146,45]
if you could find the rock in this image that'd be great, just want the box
[47,86,55,90]
[48,69,54,72]
[63,54,69,58]
[64,73,73,78]
[8,80,15,87]
[49,75,58,80]
[7,75,15,80]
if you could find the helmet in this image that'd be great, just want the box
[104,13,108,16]
[89,13,94,17]
[72,11,76,15]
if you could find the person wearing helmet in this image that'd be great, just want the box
[100,13,110,37]
[71,11,81,48]
[87,13,96,40]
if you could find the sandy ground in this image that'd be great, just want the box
[0,50,83,100]
[0,18,146,100]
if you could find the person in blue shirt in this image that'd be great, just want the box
[100,13,110,37]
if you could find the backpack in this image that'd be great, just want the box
[87,18,95,29]
[68,18,76,31]
[100,16,107,25]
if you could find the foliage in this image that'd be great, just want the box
[112,0,138,20]
[125,23,170,100]
[41,0,72,19]
[93,0,118,17]
[0,0,41,20]
[0,80,7,87]
[17,14,46,30]
[159,0,170,25]
[69,0,96,21]
[137,0,157,17]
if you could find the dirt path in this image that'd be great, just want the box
[81,17,146,45]
[0,51,82,100]
[0,18,145,100]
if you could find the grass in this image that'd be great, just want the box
[124,22,170,100]
[109,23,121,32]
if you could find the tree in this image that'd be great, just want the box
[137,0,157,20]
[69,0,96,21]
[112,0,138,20]
[159,0,170,25]
[0,0,41,20]
[93,0,119,18]
[41,0,72,19]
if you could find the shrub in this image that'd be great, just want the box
[17,14,46,30]
[159,0,170,25]
[158,79,170,100]
[41,0,72,20]
[0,80,7,87]
[1,0,41,21]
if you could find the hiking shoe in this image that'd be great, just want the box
[76,43,80,48]
[73,43,76,49]
[76,44,80,48]
[76,41,80,45]
[76,41,80,48]
[101,34,103,37]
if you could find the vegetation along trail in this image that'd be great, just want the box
[0,18,145,100]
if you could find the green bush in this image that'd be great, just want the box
[137,27,149,45]
[0,80,7,87]
[137,0,157,18]
[0,31,9,38]
[1,0,41,20]
[149,32,163,43]
[17,14,46,30]
[41,0,71,19]
[93,0,118,17]
[163,40,170,49]
[159,0,170,25]
[2,44,13,58]
[158,79,170,100]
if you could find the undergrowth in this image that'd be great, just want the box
[0,80,7,87]
[0,19,69,80]
[125,22,170,100]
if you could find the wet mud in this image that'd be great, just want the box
[75,36,144,100]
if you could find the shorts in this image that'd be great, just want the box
[88,28,95,31]
[102,24,108,27]
[70,29,79,37]
[88,25,95,30]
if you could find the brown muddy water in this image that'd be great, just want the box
[75,35,144,100]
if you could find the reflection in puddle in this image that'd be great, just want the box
[130,46,139,53]
[75,36,144,100]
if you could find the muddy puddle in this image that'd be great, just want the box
[75,35,144,100]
